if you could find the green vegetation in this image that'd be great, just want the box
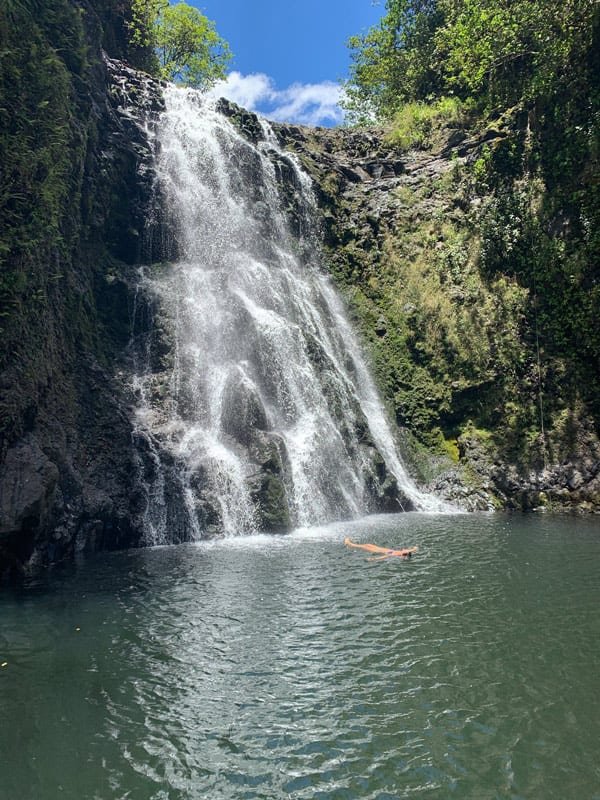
[155,3,230,88]
[0,0,90,446]
[339,0,600,471]
[0,0,82,338]
[387,96,470,149]
[129,0,231,87]
[329,163,531,455]
[345,0,598,117]
[0,0,144,452]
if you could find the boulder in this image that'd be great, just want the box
[220,373,269,446]
[0,437,58,536]
[247,433,292,532]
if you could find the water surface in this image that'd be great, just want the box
[1,513,599,799]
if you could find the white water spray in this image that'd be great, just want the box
[132,87,450,540]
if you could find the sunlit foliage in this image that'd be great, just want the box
[129,0,231,88]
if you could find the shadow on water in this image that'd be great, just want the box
[1,513,600,799]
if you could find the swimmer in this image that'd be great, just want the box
[344,537,418,561]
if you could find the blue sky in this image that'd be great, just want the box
[189,1,385,126]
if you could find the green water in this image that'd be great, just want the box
[1,513,599,800]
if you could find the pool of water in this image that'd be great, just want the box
[1,513,599,799]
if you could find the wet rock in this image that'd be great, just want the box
[246,433,292,532]
[364,447,414,513]
[0,49,162,576]
[375,316,387,337]
[194,492,222,538]
[249,473,291,533]
[430,469,497,511]
[216,98,264,144]
[220,373,269,447]
[567,470,584,490]
[0,437,58,536]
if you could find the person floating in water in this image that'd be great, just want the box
[344,537,418,561]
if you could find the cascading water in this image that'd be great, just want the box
[132,86,449,543]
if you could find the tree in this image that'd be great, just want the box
[437,0,598,107]
[344,0,447,121]
[129,0,164,63]
[345,0,599,119]
[128,0,231,89]
[155,2,230,88]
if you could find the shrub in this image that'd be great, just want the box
[387,96,470,149]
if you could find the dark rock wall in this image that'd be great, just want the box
[0,1,162,577]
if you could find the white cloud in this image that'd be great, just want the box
[209,71,345,127]
[267,81,344,127]
[209,71,275,111]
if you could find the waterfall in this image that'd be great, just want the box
[131,86,449,543]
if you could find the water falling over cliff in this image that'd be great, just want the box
[131,87,447,543]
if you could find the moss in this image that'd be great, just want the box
[314,112,588,474]
[0,0,135,452]
[337,174,534,455]
[442,437,460,463]
[386,97,472,150]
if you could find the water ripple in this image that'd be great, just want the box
[1,514,600,799]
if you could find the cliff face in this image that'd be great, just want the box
[0,1,163,576]
[271,119,600,513]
